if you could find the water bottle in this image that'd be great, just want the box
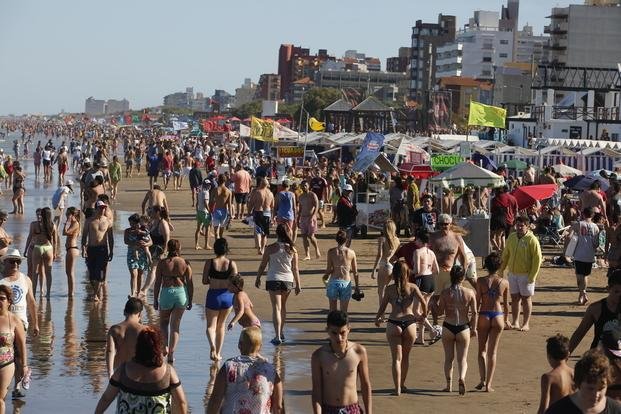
[21,367,31,390]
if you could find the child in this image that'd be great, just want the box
[537,334,574,414]
[311,310,372,414]
[227,275,261,330]
[128,214,152,265]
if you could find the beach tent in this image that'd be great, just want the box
[429,162,505,189]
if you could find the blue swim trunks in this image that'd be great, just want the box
[212,208,229,227]
[205,288,234,310]
[326,279,353,301]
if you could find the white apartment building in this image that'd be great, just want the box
[515,25,548,63]
[436,28,514,80]
[105,99,129,115]
[545,4,621,68]
[85,97,105,116]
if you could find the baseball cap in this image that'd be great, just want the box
[602,322,621,357]
[342,184,353,192]
[438,213,453,224]
[96,200,107,209]
[83,157,92,165]
[65,179,74,187]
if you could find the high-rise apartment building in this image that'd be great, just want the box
[409,14,456,98]
[105,99,129,115]
[84,97,106,115]
[515,25,548,64]
[386,47,412,73]
[256,74,281,101]
[436,11,514,81]
[278,44,332,101]
[234,78,257,108]
[544,3,621,68]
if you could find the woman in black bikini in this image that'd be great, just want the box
[374,260,427,396]
[475,252,509,392]
[24,207,57,297]
[62,207,81,297]
[438,265,478,395]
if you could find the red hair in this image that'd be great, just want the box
[134,326,164,367]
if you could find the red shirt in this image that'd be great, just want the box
[161,155,173,171]
[492,192,519,225]
[394,241,417,271]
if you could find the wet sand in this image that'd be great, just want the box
[1,133,604,413]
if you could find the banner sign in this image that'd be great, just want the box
[278,146,304,158]
[431,154,463,171]
[352,132,385,173]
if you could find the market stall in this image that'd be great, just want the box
[429,162,505,257]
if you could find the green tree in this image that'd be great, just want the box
[231,101,262,119]
[301,87,342,120]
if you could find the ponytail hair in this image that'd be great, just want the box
[166,239,180,257]
[392,260,410,302]
[276,224,295,251]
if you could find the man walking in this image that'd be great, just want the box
[211,174,233,239]
[82,201,114,302]
[298,181,321,260]
[232,164,251,219]
[500,215,542,332]
[568,207,600,305]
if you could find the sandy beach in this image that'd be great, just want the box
[107,171,599,413]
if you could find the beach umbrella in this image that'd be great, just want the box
[511,184,558,210]
[504,159,527,170]
[227,117,241,122]
[564,174,610,191]
[551,163,582,177]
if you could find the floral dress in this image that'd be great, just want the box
[220,355,278,414]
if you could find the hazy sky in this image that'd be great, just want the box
[0,0,573,115]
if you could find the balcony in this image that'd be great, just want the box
[550,106,621,121]
[544,43,567,51]
[544,25,567,35]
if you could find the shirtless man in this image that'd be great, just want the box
[211,174,233,239]
[311,310,372,414]
[429,214,468,332]
[247,177,274,255]
[105,297,145,378]
[83,176,105,210]
[141,184,169,215]
[81,200,114,301]
[580,181,607,220]
[310,168,329,228]
[298,181,321,260]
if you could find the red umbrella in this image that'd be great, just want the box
[228,116,241,122]
[511,184,558,210]
[398,163,438,179]
[276,118,291,124]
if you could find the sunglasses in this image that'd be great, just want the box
[6,259,21,265]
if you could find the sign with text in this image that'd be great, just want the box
[277,146,305,158]
[431,154,464,171]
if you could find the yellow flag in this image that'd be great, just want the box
[250,116,276,142]
[308,117,325,131]
[467,101,506,129]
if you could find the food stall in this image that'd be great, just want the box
[429,162,505,257]
[354,153,398,234]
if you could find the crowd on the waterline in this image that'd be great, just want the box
[2,118,621,413]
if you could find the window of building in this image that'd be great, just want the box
[499,53,508,58]
[482,57,492,62]
[481,70,492,76]
[500,40,509,45]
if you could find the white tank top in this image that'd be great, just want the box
[266,243,293,283]
[0,272,29,329]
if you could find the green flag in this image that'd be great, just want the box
[468,101,506,129]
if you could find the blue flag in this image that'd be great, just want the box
[352,132,385,173]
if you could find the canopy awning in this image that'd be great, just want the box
[429,162,505,189]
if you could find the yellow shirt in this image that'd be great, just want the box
[500,231,542,283]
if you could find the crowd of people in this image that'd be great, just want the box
[2,117,621,413]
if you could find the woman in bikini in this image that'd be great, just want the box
[375,260,427,396]
[322,229,360,313]
[10,164,25,215]
[0,285,27,410]
[24,207,57,297]
[139,205,170,297]
[475,252,509,392]
[62,207,81,297]
[411,228,441,344]
[154,239,193,364]
[438,265,478,395]
[371,219,400,306]
[203,238,237,361]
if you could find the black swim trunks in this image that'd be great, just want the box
[86,245,109,281]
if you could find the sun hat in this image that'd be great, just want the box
[0,247,25,262]
[65,179,74,187]
[342,184,354,192]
